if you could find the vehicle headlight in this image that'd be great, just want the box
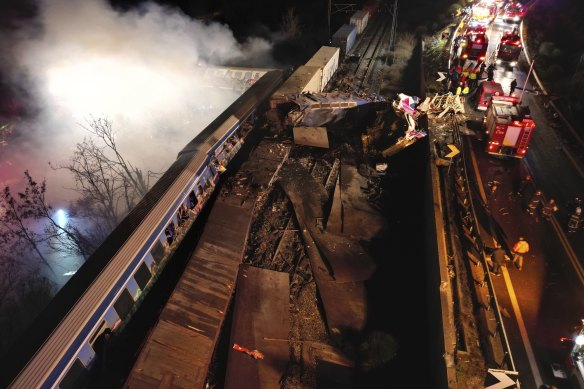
[514,16,520,21]
[510,61,517,67]
[496,59,502,64]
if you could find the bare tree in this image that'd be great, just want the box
[51,117,156,231]
[0,180,53,272]
[19,171,96,259]
[0,123,11,147]
[0,243,23,307]
[281,8,302,39]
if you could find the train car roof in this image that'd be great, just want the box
[0,68,287,388]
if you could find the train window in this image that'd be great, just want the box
[188,190,198,209]
[126,277,141,300]
[59,358,87,389]
[150,239,165,264]
[113,288,134,320]
[143,252,155,270]
[89,320,107,347]
[104,307,119,328]
[134,262,152,290]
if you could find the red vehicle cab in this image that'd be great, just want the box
[461,33,488,62]
[473,80,505,111]
[484,96,534,158]
[495,31,522,68]
[503,2,526,23]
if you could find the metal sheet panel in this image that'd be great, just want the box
[293,127,330,149]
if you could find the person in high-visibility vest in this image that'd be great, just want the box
[512,236,530,271]
[461,83,470,103]
[468,67,478,89]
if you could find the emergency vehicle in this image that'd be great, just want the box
[559,321,584,388]
[469,0,498,26]
[473,80,504,111]
[484,96,535,158]
[495,31,522,68]
[461,32,488,62]
[502,2,526,23]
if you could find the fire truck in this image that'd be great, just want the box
[495,31,522,68]
[502,2,526,24]
[559,321,584,388]
[461,32,488,62]
[484,96,535,158]
[469,0,498,26]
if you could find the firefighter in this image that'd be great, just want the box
[491,243,507,276]
[510,79,517,95]
[516,174,533,197]
[456,84,462,96]
[512,236,530,271]
[461,66,470,84]
[461,82,470,103]
[542,198,559,221]
[487,63,496,81]
[469,65,478,89]
[568,207,582,233]
[479,62,486,79]
[487,180,500,198]
[527,190,543,215]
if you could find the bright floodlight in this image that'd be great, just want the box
[56,209,68,227]
[576,335,584,346]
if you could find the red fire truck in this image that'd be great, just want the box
[469,0,498,26]
[473,80,504,111]
[461,32,488,62]
[495,31,522,68]
[484,96,535,158]
[502,2,526,24]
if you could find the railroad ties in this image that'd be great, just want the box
[124,141,290,389]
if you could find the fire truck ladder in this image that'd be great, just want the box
[516,127,532,150]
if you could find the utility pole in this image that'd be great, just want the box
[519,57,535,105]
[388,0,399,63]
[328,0,331,39]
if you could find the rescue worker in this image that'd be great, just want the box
[468,65,479,89]
[491,243,507,276]
[512,236,530,271]
[542,198,559,221]
[527,190,543,215]
[461,66,470,84]
[461,82,470,103]
[450,71,460,93]
[479,62,486,79]
[487,63,496,82]
[517,174,533,197]
[568,207,582,233]
[567,196,582,214]
[487,180,500,198]
[456,84,462,96]
[510,79,517,95]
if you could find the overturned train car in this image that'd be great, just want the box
[1,69,287,389]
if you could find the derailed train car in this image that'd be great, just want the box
[1,69,287,389]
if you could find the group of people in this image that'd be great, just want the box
[490,236,530,275]
[517,174,583,233]
[447,58,485,100]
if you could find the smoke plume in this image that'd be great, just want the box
[0,0,274,205]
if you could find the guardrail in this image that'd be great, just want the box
[441,113,518,372]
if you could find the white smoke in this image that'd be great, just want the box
[1,0,274,205]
